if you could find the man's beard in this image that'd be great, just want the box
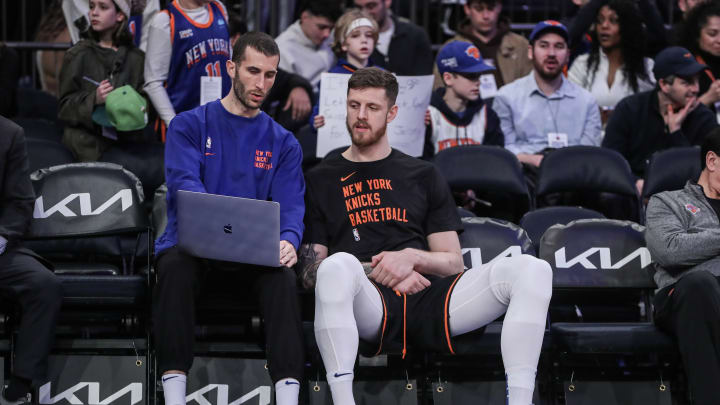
[533,59,562,81]
[232,73,263,110]
[346,117,386,147]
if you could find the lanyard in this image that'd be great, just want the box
[696,55,716,82]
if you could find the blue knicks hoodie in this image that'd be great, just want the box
[155,99,305,255]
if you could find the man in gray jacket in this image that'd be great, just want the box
[645,128,720,405]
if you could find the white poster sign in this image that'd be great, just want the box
[316,73,433,158]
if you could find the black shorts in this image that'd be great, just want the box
[360,271,482,357]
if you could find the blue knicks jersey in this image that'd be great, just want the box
[128,14,142,47]
[166,0,231,115]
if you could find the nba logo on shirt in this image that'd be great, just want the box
[206,136,212,149]
[685,203,699,214]
[352,228,360,241]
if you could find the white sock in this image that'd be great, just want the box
[274,378,300,405]
[508,385,534,405]
[326,371,355,405]
[161,373,186,405]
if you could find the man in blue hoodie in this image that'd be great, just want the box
[154,32,305,405]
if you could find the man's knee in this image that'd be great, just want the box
[315,252,363,303]
[26,266,62,306]
[673,271,719,307]
[156,249,198,289]
[495,254,553,298]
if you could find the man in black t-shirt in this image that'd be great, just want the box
[300,67,552,405]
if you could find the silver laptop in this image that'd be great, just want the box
[176,190,281,267]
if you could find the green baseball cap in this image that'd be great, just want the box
[92,85,148,131]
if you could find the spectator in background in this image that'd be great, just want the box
[434,0,532,91]
[603,47,718,192]
[227,10,313,132]
[426,40,503,156]
[0,44,20,117]
[493,21,601,170]
[143,0,231,139]
[568,0,667,59]
[0,116,62,405]
[62,0,160,51]
[645,128,720,405]
[312,9,380,131]
[680,1,720,119]
[568,0,656,118]
[58,0,146,161]
[275,0,343,91]
[354,0,433,75]
[35,1,72,97]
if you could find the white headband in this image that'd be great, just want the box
[344,17,375,38]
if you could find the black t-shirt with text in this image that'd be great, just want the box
[304,150,463,262]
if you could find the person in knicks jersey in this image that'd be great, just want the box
[154,32,306,405]
[144,0,232,140]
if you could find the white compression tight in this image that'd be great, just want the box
[314,252,552,405]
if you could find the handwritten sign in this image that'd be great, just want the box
[316,73,433,157]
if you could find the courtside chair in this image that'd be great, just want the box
[520,206,605,254]
[536,146,640,222]
[433,145,531,223]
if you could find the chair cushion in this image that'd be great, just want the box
[59,274,146,306]
[551,322,675,353]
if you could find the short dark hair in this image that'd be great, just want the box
[298,0,343,22]
[232,31,280,64]
[701,127,720,170]
[227,10,248,38]
[347,67,399,106]
[466,0,500,8]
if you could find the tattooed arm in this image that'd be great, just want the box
[297,243,328,289]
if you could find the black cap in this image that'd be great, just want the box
[653,46,707,79]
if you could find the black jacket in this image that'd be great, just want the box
[0,116,34,246]
[370,15,433,76]
[0,116,53,266]
[602,90,719,178]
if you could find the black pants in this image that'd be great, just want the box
[654,271,720,405]
[0,249,62,382]
[153,247,305,383]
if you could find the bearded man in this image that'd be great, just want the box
[492,20,602,169]
[299,67,553,405]
[153,31,306,405]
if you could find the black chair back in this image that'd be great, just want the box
[536,146,639,221]
[520,206,605,253]
[459,217,534,270]
[26,138,75,173]
[434,145,530,222]
[642,146,701,199]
